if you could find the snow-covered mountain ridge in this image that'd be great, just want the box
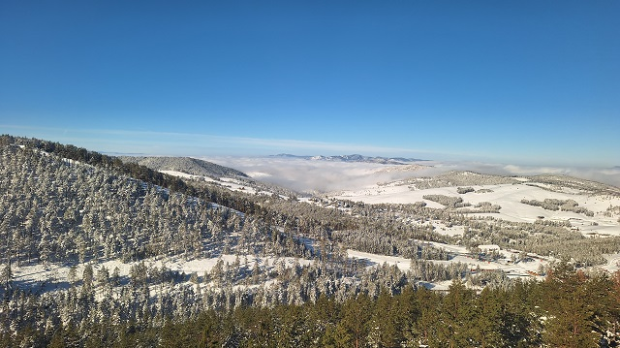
[271,153,427,164]
[119,156,249,179]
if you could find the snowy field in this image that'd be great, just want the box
[348,243,620,288]
[13,242,620,297]
[330,182,620,237]
[10,253,315,296]
[160,169,281,197]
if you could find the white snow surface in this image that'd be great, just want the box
[159,169,278,197]
[331,182,620,237]
[10,254,314,294]
[346,244,620,284]
[12,246,620,296]
[347,250,411,272]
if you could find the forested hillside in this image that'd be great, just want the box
[1,135,620,347]
[118,156,248,179]
[96,270,620,348]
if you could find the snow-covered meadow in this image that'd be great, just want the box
[331,181,620,236]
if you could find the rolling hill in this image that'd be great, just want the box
[119,156,248,179]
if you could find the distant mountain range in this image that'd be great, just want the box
[271,153,427,165]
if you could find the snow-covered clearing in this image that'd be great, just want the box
[12,246,620,297]
[331,182,620,237]
[426,221,465,236]
[347,245,546,278]
[346,245,620,283]
[347,250,411,272]
[160,169,214,181]
[159,169,280,197]
[10,254,314,294]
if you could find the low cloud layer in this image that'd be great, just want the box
[203,157,416,193]
[202,157,620,193]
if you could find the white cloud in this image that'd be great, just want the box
[203,157,428,193]
[3,125,618,189]
[0,124,440,158]
[204,157,620,193]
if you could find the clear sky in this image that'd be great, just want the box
[1,1,618,166]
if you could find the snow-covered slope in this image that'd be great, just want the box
[330,177,620,237]
[119,156,248,179]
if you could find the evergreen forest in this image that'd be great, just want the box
[1,135,620,347]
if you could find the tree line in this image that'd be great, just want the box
[2,264,619,348]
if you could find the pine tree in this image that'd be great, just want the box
[341,293,371,348]
[0,263,12,298]
[541,266,604,348]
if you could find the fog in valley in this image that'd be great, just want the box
[204,156,620,193]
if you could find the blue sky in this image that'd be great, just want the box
[1,1,618,166]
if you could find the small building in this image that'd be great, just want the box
[477,244,501,252]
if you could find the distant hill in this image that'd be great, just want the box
[271,153,427,165]
[405,171,522,189]
[528,174,620,195]
[398,170,620,195]
[119,156,248,179]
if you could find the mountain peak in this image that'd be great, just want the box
[271,153,427,164]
